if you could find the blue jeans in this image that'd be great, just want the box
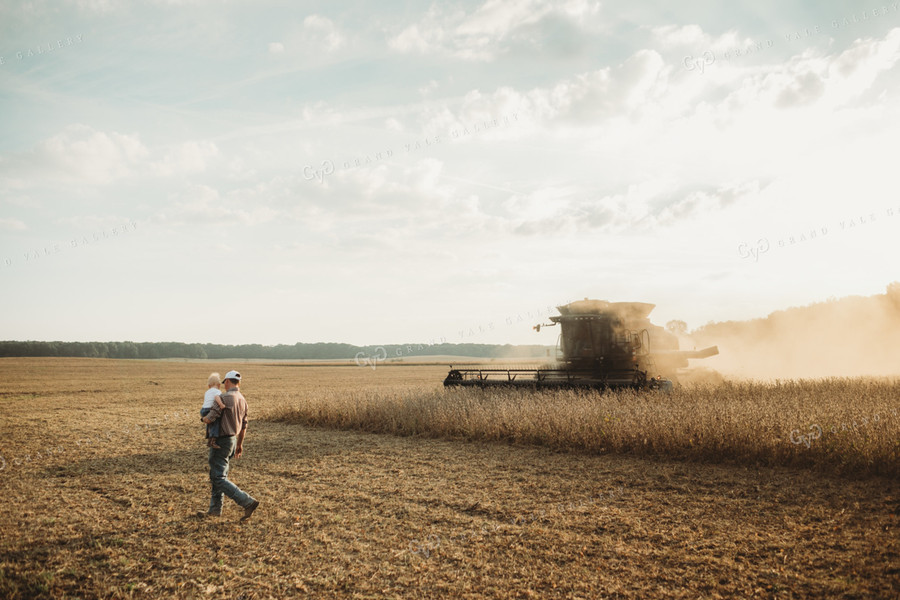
[208,435,255,514]
[200,408,220,438]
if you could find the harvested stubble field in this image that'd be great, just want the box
[0,358,898,599]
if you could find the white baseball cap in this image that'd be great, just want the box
[223,370,241,381]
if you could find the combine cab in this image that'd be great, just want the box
[444,299,718,390]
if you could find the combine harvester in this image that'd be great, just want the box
[444,299,718,390]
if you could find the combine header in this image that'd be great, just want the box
[444,299,718,390]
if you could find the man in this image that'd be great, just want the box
[198,370,259,520]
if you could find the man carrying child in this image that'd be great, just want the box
[197,370,259,521]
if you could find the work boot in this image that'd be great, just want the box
[196,510,221,518]
[241,500,260,522]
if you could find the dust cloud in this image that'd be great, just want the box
[683,282,900,380]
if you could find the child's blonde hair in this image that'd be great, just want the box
[208,372,221,386]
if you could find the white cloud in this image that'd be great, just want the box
[389,0,600,61]
[31,124,148,185]
[651,23,756,56]
[67,0,119,13]
[0,218,27,231]
[413,23,900,158]
[54,214,135,230]
[163,184,278,226]
[649,181,763,227]
[418,79,439,96]
[4,4,900,346]
[692,28,900,125]
[385,117,404,132]
[303,15,345,52]
[150,140,220,177]
[814,28,900,107]
[0,127,223,186]
[415,49,673,137]
[651,24,710,48]
[390,26,900,245]
[507,181,760,237]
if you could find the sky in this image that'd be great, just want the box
[1,0,899,347]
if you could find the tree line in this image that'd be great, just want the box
[0,340,554,360]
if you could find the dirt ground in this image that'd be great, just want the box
[0,358,897,599]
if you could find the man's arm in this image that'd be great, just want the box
[235,427,246,459]
[235,399,249,458]
[202,400,224,424]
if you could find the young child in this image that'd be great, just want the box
[201,373,226,448]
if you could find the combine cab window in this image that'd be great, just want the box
[561,317,613,360]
